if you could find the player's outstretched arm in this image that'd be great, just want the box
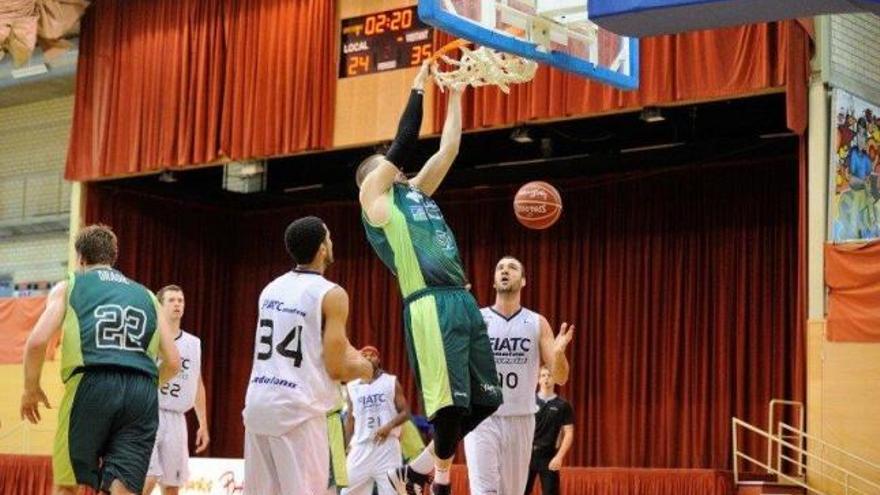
[20,282,66,424]
[323,287,373,382]
[539,316,573,385]
[360,63,432,225]
[386,61,430,169]
[375,378,411,443]
[156,310,182,385]
[411,85,463,197]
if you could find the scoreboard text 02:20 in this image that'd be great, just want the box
[339,7,434,78]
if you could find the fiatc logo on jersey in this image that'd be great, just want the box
[490,337,532,365]
[359,392,388,407]
[177,357,194,380]
[261,298,307,317]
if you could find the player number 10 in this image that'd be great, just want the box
[498,372,518,389]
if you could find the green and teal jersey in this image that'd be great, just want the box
[59,267,161,382]
[362,183,468,298]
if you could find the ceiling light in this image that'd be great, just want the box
[510,127,534,144]
[640,106,665,123]
[158,171,177,183]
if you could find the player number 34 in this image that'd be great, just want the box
[256,319,304,367]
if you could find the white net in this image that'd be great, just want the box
[431,44,538,94]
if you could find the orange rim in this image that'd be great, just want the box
[430,38,472,62]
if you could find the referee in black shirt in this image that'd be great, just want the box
[524,366,574,495]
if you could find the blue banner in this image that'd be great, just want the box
[590,0,880,36]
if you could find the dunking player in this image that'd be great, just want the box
[143,285,210,495]
[342,346,409,495]
[357,63,502,495]
[21,225,181,495]
[463,256,573,495]
[242,217,373,495]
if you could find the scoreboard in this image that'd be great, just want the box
[339,7,434,78]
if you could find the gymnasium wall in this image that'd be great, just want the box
[333,0,436,147]
[807,321,880,492]
[0,96,73,286]
[825,13,880,105]
[800,14,880,490]
[0,361,63,455]
[0,297,64,455]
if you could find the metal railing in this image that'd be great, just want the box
[768,399,806,477]
[733,407,880,495]
[778,422,880,494]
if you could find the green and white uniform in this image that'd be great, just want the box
[54,267,161,493]
[363,183,501,418]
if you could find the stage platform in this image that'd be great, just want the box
[0,454,735,495]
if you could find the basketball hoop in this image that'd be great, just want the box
[429,38,538,94]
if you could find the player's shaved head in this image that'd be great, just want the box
[356,154,387,188]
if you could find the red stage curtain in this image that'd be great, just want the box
[0,455,53,495]
[65,0,335,181]
[825,241,880,342]
[85,145,803,467]
[0,455,96,494]
[433,21,811,134]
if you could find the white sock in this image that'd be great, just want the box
[409,447,435,475]
[434,465,450,485]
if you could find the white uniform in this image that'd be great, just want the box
[464,307,541,495]
[341,373,402,495]
[147,330,201,487]
[243,270,340,495]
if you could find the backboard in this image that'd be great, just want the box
[418,0,639,90]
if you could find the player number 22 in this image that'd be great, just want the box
[256,319,304,367]
[94,304,148,351]
[160,382,181,397]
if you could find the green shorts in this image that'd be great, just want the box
[327,408,348,488]
[53,367,159,493]
[403,287,502,419]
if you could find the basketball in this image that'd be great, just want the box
[514,181,563,230]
